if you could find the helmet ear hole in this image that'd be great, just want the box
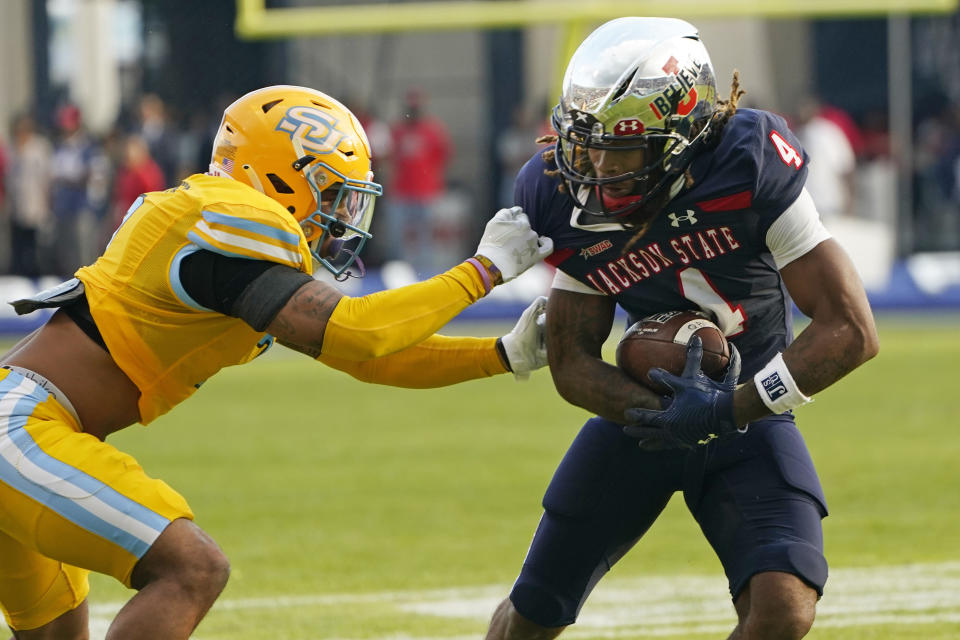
[261,99,283,113]
[266,173,294,194]
[287,206,296,214]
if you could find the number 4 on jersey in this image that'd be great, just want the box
[769,130,803,169]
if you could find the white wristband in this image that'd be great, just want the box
[753,352,813,414]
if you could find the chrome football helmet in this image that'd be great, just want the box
[209,85,382,278]
[552,17,718,222]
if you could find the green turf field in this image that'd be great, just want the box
[21,314,960,639]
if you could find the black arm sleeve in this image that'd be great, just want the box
[179,250,314,331]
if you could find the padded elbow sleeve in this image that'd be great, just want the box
[322,262,488,360]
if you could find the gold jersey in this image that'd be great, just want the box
[76,174,313,424]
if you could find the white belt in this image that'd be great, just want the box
[1,365,83,428]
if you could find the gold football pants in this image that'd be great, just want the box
[0,367,193,630]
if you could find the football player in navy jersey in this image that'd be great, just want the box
[485,17,878,640]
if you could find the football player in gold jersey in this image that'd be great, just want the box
[0,85,553,639]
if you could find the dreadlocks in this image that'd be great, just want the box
[537,135,565,191]
[715,70,746,131]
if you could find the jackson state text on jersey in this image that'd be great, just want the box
[515,109,809,380]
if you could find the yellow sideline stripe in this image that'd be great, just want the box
[236,0,959,38]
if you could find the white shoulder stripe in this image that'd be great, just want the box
[193,220,302,265]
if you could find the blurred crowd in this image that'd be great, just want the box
[2,88,959,281]
[0,89,467,280]
[790,94,960,254]
[0,94,211,279]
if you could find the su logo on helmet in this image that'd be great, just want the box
[275,106,345,155]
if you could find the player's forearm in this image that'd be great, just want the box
[784,315,879,394]
[322,262,490,360]
[316,334,506,387]
[552,357,661,424]
[272,261,491,360]
[732,316,879,426]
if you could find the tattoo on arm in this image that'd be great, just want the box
[268,282,343,356]
[547,290,661,423]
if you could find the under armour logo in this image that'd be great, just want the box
[511,245,538,265]
[668,210,698,227]
[613,119,644,136]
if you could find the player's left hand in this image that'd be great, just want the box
[623,337,742,449]
[498,295,548,381]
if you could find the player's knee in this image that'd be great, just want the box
[748,603,814,640]
[133,519,230,598]
[742,575,817,640]
[182,542,231,598]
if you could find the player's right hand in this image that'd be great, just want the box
[622,338,742,449]
[475,206,553,283]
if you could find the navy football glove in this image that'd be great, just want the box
[623,336,742,450]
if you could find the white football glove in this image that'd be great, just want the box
[499,295,548,381]
[475,206,554,283]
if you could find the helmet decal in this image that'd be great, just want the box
[275,106,345,155]
[650,57,704,120]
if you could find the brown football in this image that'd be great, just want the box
[615,310,730,395]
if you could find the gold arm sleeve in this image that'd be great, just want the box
[321,262,489,361]
[317,334,507,388]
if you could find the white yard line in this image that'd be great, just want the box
[89,561,960,639]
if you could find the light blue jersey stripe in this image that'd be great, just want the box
[168,244,212,311]
[201,209,300,248]
[0,375,169,557]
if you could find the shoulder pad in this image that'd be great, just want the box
[514,147,574,238]
[693,109,807,215]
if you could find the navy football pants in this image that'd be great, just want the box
[509,415,828,627]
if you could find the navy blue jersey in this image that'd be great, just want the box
[516,109,810,379]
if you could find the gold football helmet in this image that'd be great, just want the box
[209,85,382,277]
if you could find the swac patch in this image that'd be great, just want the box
[579,239,613,259]
[613,119,645,135]
[275,106,344,155]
